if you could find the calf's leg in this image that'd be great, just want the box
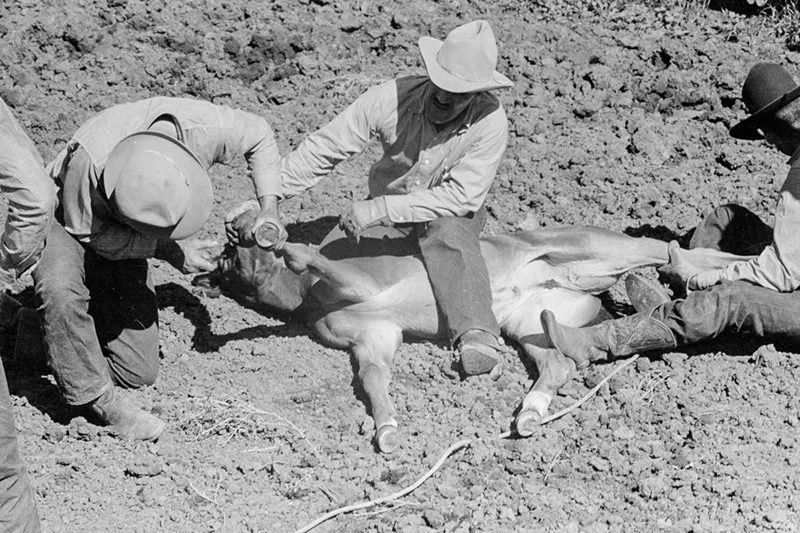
[280,243,381,302]
[351,326,403,453]
[514,334,575,437]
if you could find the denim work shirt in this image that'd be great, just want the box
[48,97,282,260]
[279,76,508,223]
[695,146,800,292]
[0,97,56,279]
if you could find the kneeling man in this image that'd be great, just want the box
[34,97,282,440]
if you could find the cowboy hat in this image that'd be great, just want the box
[102,130,212,240]
[730,62,800,140]
[419,20,514,94]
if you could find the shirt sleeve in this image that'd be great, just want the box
[383,107,508,223]
[203,106,283,199]
[280,85,386,198]
[0,114,56,277]
[84,222,159,261]
[694,167,800,292]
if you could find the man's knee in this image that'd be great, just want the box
[110,356,159,389]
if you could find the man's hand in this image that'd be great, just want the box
[157,238,220,274]
[177,238,220,273]
[657,240,705,293]
[339,198,390,242]
[224,196,288,248]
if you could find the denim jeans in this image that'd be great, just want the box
[654,204,800,347]
[0,359,41,533]
[319,206,500,344]
[32,222,159,405]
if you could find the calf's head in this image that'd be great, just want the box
[211,210,305,316]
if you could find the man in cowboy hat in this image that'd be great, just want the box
[0,96,52,533]
[540,62,800,368]
[33,97,283,441]
[229,20,514,377]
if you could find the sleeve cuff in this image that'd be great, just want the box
[382,195,414,223]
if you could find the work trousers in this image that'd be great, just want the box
[32,222,159,405]
[0,358,41,532]
[320,206,501,344]
[653,204,800,347]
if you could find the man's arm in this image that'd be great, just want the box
[280,83,388,198]
[692,168,800,292]
[383,108,508,224]
[204,105,284,200]
[0,111,56,278]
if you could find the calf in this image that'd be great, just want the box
[211,209,742,452]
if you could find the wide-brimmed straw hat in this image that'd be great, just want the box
[419,20,514,94]
[730,62,800,140]
[102,131,212,240]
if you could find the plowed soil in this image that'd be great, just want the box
[2,1,800,532]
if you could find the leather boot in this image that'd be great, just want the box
[540,309,677,368]
[455,329,503,379]
[88,387,166,441]
[625,274,671,313]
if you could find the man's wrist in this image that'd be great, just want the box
[257,194,280,212]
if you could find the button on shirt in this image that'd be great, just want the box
[279,76,508,223]
[48,97,282,260]
[694,146,800,292]
[0,97,56,278]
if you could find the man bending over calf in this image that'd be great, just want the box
[33,97,282,441]
[542,63,800,365]
[245,20,514,377]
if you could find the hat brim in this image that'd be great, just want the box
[730,84,800,140]
[103,131,212,240]
[419,36,514,94]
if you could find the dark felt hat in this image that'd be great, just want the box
[730,62,800,140]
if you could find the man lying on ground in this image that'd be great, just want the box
[542,62,800,366]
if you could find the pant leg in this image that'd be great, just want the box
[0,360,41,533]
[32,223,112,405]
[689,204,773,255]
[652,280,800,347]
[416,207,500,344]
[85,252,159,389]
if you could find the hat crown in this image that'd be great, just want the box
[103,131,212,239]
[112,148,190,228]
[435,20,498,84]
[742,62,798,115]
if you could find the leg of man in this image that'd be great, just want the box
[85,251,159,389]
[542,280,800,366]
[32,223,112,405]
[417,207,502,376]
[689,204,773,255]
[0,359,41,533]
[654,280,800,347]
[33,224,164,440]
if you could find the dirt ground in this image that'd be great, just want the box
[2,0,800,531]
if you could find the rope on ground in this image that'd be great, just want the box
[498,353,641,438]
[290,438,472,533]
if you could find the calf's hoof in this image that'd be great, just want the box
[515,409,542,437]
[375,423,400,454]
